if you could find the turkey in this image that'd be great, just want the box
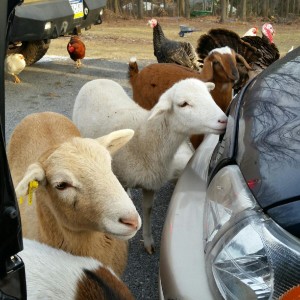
[196,23,280,92]
[148,18,201,70]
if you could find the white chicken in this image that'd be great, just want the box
[5,54,26,83]
[243,27,258,37]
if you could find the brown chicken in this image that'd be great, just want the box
[67,35,86,68]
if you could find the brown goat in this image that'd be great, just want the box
[128,47,252,148]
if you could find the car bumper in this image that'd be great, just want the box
[159,135,219,300]
[9,0,105,42]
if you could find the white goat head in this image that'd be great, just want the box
[148,78,228,135]
[15,129,141,240]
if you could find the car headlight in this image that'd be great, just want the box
[204,165,300,299]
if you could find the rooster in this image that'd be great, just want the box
[243,26,258,37]
[5,53,26,83]
[148,18,201,70]
[197,23,280,92]
[67,35,86,68]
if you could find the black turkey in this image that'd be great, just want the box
[148,18,201,71]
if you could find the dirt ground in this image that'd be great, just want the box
[48,11,299,61]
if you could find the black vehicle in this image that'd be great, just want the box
[1,1,29,299]
[159,47,300,299]
[7,0,106,65]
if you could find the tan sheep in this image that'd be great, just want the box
[7,112,141,276]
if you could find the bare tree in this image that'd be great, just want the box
[184,0,191,18]
[292,0,296,12]
[240,0,247,20]
[137,0,143,19]
[262,0,269,18]
[178,0,185,16]
[269,0,278,16]
[228,0,234,17]
[106,0,123,14]
[286,0,290,17]
[220,0,227,22]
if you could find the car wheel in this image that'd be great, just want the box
[9,40,51,66]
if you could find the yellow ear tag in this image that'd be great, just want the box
[28,180,39,205]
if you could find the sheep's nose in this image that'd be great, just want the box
[218,117,228,124]
[119,216,139,229]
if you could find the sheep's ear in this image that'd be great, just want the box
[148,96,171,121]
[201,60,214,81]
[205,82,215,91]
[97,129,134,154]
[15,163,45,199]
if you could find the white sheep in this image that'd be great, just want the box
[7,112,141,276]
[72,78,227,253]
[19,238,135,300]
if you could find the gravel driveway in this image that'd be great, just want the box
[5,56,175,300]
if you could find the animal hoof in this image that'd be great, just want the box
[140,239,155,254]
[145,245,155,255]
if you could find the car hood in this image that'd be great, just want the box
[236,47,300,236]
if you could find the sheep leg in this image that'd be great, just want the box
[142,189,155,254]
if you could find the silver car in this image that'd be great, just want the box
[159,46,300,300]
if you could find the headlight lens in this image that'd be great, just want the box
[44,22,51,30]
[204,165,300,299]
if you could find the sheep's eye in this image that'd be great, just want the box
[55,182,69,190]
[178,102,189,108]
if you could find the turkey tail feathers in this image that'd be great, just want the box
[196,34,220,58]
[197,28,261,64]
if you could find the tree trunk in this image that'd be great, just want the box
[292,0,296,13]
[220,0,227,22]
[269,0,278,16]
[248,0,252,16]
[241,0,247,20]
[229,0,233,17]
[178,0,185,16]
[286,0,290,17]
[185,0,190,18]
[106,0,114,11]
[262,0,269,18]
[279,0,284,16]
[112,0,122,14]
[251,0,257,16]
[137,0,143,19]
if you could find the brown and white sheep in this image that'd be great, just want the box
[128,46,252,149]
[19,238,135,300]
[7,112,141,276]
